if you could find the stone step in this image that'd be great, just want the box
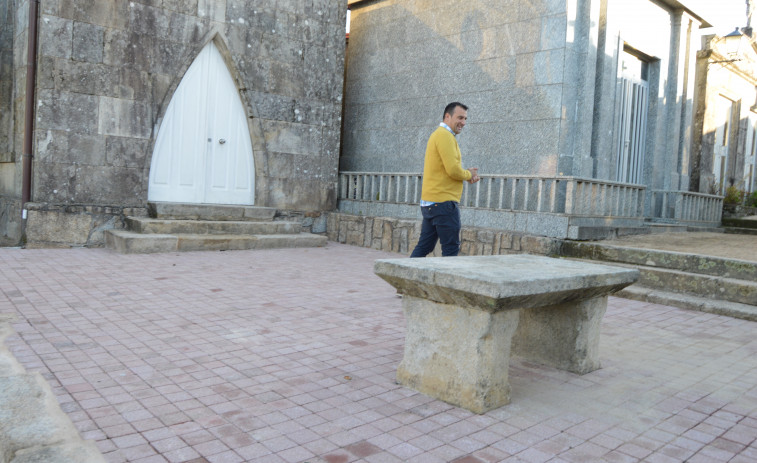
[126,217,301,235]
[722,217,757,230]
[632,264,757,306]
[147,202,276,221]
[723,226,757,236]
[617,286,757,322]
[105,230,327,254]
[566,257,757,306]
[557,240,757,281]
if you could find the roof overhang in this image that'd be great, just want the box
[348,0,713,28]
[642,0,712,27]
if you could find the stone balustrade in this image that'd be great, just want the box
[648,190,724,224]
[337,172,654,239]
[339,172,647,217]
[338,172,725,238]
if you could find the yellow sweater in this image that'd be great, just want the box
[421,127,472,203]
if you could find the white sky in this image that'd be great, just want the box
[345,2,749,36]
[688,0,748,34]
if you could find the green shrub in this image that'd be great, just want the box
[747,191,757,208]
[723,186,744,205]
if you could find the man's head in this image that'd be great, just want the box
[443,102,468,135]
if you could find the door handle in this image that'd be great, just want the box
[219,139,226,144]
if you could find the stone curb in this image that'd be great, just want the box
[0,318,106,463]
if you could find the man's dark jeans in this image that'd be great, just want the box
[410,201,461,257]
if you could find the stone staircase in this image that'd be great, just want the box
[722,216,757,236]
[105,202,327,254]
[555,240,757,322]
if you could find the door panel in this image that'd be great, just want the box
[149,42,255,205]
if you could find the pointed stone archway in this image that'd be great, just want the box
[148,41,255,205]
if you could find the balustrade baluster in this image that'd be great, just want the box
[565,180,576,214]
[497,177,507,209]
[486,177,492,208]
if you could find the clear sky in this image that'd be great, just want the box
[689,0,748,34]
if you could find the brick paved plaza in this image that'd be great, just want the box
[1,243,756,462]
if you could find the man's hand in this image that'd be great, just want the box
[468,167,480,184]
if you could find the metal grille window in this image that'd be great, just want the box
[616,78,649,184]
[615,50,650,185]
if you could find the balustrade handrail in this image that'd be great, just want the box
[651,190,724,200]
[339,171,643,187]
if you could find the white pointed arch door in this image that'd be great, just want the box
[148,42,255,205]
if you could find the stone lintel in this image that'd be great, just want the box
[374,255,639,311]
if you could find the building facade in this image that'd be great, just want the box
[0,0,347,246]
[339,0,723,239]
[692,31,757,197]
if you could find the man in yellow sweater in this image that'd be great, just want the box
[410,102,480,257]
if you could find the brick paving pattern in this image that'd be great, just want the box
[1,242,756,463]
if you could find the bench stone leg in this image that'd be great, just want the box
[511,296,607,375]
[396,296,520,414]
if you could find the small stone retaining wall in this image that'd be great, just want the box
[24,203,149,248]
[326,212,561,257]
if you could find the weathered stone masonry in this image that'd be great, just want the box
[327,212,560,257]
[0,0,347,246]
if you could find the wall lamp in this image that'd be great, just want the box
[710,28,744,64]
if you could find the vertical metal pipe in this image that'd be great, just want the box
[21,0,40,209]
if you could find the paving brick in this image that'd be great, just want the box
[1,243,756,462]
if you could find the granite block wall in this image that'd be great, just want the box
[0,0,12,164]
[342,0,575,178]
[0,0,22,245]
[30,0,347,210]
[326,212,560,257]
[1,0,348,245]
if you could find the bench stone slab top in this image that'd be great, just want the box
[374,255,639,311]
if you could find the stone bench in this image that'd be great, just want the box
[374,255,638,414]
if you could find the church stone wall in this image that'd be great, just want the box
[0,0,23,245]
[32,0,346,211]
[1,0,347,246]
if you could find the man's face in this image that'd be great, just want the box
[444,106,467,134]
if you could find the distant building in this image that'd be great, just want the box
[337,0,728,241]
[692,28,757,197]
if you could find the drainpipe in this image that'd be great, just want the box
[21,0,40,215]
